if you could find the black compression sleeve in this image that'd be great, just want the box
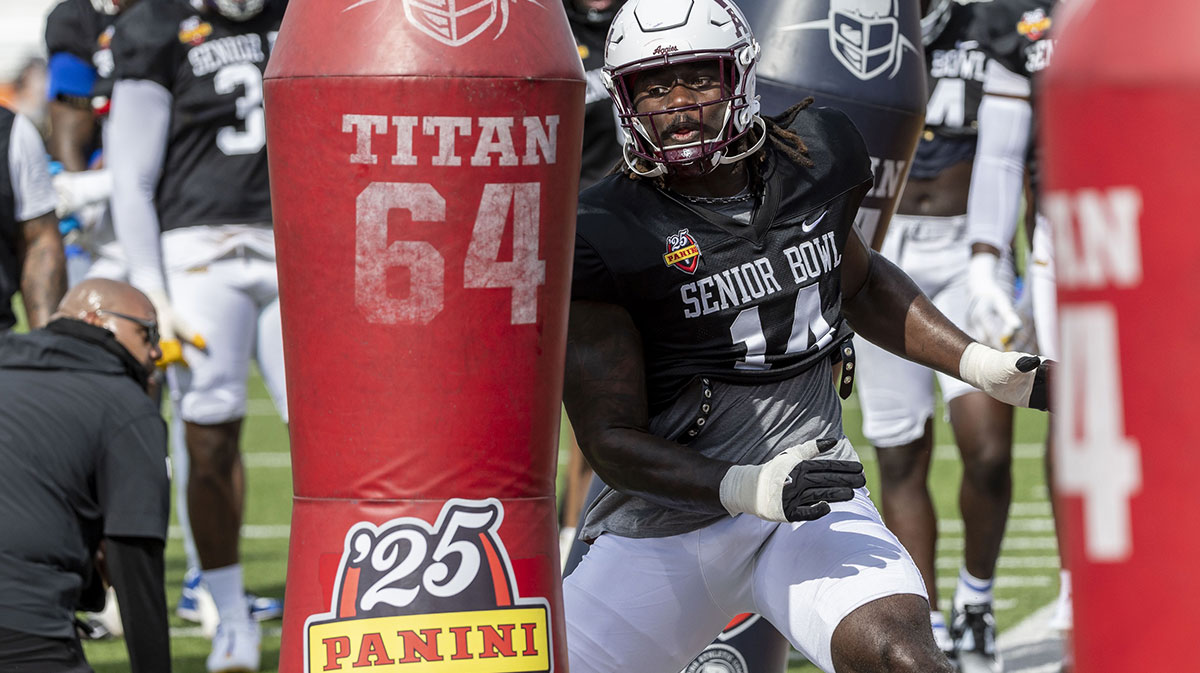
[106,536,172,673]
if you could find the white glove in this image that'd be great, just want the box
[959,341,1051,410]
[719,438,864,522]
[144,288,206,366]
[967,252,1021,350]
[53,169,114,219]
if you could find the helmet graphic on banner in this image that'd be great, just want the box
[603,0,765,177]
[829,0,908,80]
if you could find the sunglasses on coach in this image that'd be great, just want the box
[95,309,161,346]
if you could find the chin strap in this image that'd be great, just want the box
[623,116,767,179]
[718,116,767,165]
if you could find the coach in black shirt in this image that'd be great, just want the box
[0,278,169,673]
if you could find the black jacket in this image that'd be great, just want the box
[0,320,170,672]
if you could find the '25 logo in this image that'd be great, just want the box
[338,500,518,617]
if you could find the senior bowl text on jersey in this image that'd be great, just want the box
[305,500,551,673]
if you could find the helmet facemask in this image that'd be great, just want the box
[609,48,762,178]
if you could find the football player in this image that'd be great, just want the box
[44,0,128,285]
[558,0,625,569]
[964,0,1068,648]
[562,1,1052,672]
[1,108,65,332]
[107,0,287,670]
[853,1,1014,670]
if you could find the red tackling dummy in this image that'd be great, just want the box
[263,2,583,670]
[1042,1,1200,670]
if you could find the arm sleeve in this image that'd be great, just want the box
[107,79,171,292]
[98,410,170,540]
[9,114,58,222]
[106,536,171,673]
[965,60,1033,252]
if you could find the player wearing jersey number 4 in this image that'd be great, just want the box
[108,1,287,671]
[854,1,1019,670]
[562,1,1052,672]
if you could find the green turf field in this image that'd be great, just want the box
[11,296,1058,672]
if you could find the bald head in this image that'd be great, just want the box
[54,279,161,374]
[55,279,154,322]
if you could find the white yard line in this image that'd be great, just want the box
[169,524,291,540]
[240,443,1053,470]
[997,602,1068,673]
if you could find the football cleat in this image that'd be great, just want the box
[179,569,282,631]
[247,593,282,622]
[932,617,957,667]
[207,619,261,673]
[951,603,1002,673]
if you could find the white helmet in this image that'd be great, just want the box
[603,0,765,177]
[89,0,120,14]
[205,0,266,21]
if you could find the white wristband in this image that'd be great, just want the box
[718,440,827,522]
[958,341,1035,407]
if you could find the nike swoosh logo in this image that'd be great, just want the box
[801,210,828,234]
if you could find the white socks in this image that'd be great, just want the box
[954,567,995,609]
[205,564,250,624]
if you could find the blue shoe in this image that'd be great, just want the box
[247,593,282,622]
[176,567,204,623]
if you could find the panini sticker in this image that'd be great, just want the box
[664,229,702,274]
[178,17,213,45]
[1018,9,1051,41]
[305,499,552,672]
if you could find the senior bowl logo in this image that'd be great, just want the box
[664,229,702,274]
[305,499,552,672]
[399,0,541,47]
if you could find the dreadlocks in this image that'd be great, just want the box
[620,97,817,185]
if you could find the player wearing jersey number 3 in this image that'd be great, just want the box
[561,1,1052,672]
[107,1,287,671]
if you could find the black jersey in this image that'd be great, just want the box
[569,15,622,190]
[973,0,1058,199]
[911,2,988,180]
[0,110,16,331]
[975,0,1057,87]
[45,0,118,102]
[573,106,872,413]
[111,0,284,231]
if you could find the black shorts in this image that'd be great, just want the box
[0,626,93,673]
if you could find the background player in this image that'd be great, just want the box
[558,0,625,565]
[853,1,1016,670]
[964,0,1068,650]
[44,0,128,286]
[1,105,65,332]
[563,1,1052,671]
[108,0,288,670]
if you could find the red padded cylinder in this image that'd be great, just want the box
[263,1,584,670]
[1042,2,1200,670]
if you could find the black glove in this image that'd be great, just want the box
[1017,355,1055,412]
[781,458,866,521]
